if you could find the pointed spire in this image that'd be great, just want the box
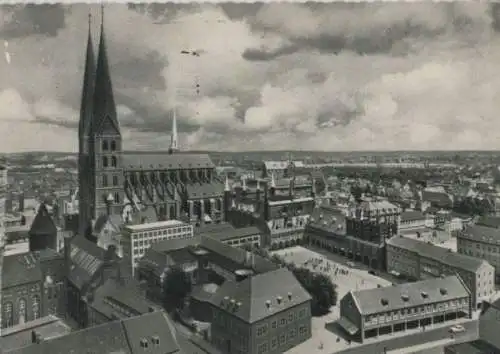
[169,107,179,154]
[79,12,96,141]
[224,175,230,192]
[242,177,247,191]
[270,173,276,188]
[92,5,119,135]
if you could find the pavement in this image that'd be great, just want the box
[273,245,479,354]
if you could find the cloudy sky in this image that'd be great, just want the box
[1,3,500,153]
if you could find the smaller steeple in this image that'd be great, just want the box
[270,173,276,188]
[168,107,179,154]
[224,175,230,192]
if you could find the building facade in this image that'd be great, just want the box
[121,220,193,276]
[208,268,312,354]
[387,236,495,309]
[339,275,471,343]
[457,224,500,280]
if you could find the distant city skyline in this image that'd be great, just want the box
[2,3,500,153]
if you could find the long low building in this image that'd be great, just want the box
[339,275,472,343]
[386,236,495,310]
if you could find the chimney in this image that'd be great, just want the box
[265,300,271,309]
[151,335,160,346]
[5,193,12,213]
[18,192,25,212]
[287,292,292,301]
[277,296,283,305]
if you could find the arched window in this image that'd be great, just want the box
[32,296,40,320]
[102,175,108,187]
[3,301,13,327]
[18,298,27,324]
[114,192,120,204]
[113,176,118,186]
[111,140,117,151]
[169,205,176,219]
[111,156,117,168]
[102,156,108,168]
[102,140,109,151]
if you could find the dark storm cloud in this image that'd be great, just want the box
[244,2,498,62]
[1,4,67,38]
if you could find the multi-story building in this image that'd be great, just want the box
[1,249,66,330]
[228,175,315,249]
[0,158,7,334]
[121,220,194,276]
[399,210,432,238]
[345,198,400,270]
[339,275,471,343]
[386,236,495,309]
[457,224,500,281]
[208,267,312,354]
[195,223,262,248]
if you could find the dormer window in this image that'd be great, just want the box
[111,140,117,151]
[102,140,109,151]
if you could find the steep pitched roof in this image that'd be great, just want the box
[122,152,215,171]
[67,236,105,290]
[209,268,311,324]
[78,18,95,141]
[29,203,56,236]
[3,253,43,289]
[91,19,120,136]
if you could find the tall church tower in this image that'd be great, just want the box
[78,14,96,238]
[78,9,124,231]
[168,108,179,154]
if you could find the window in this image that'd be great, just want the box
[299,309,306,318]
[32,295,40,320]
[18,298,27,324]
[299,325,308,336]
[280,318,286,326]
[111,156,117,167]
[113,175,119,186]
[288,313,294,322]
[258,343,268,354]
[102,156,108,168]
[102,140,108,151]
[271,337,278,350]
[3,302,13,327]
[114,192,120,204]
[279,334,286,345]
[102,175,108,187]
[111,140,117,151]
[271,320,277,329]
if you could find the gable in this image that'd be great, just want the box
[95,114,120,136]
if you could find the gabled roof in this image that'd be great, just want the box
[122,153,215,171]
[93,214,123,235]
[209,268,311,323]
[400,210,425,222]
[67,236,105,290]
[476,216,500,229]
[350,275,469,315]
[460,225,500,245]
[3,253,43,289]
[29,203,56,236]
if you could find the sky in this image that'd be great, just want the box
[2,3,500,153]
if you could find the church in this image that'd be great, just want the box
[77,15,225,238]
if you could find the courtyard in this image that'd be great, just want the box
[271,245,394,353]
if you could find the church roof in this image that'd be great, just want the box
[185,182,224,199]
[122,153,214,171]
[78,18,96,142]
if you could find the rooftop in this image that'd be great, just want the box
[209,268,311,323]
[460,225,500,245]
[387,236,489,273]
[122,152,214,171]
[125,220,186,232]
[400,210,425,222]
[349,275,469,315]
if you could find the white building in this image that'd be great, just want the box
[121,220,194,276]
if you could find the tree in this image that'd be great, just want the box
[309,273,338,315]
[162,266,192,312]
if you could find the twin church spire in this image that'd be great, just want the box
[80,8,179,151]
